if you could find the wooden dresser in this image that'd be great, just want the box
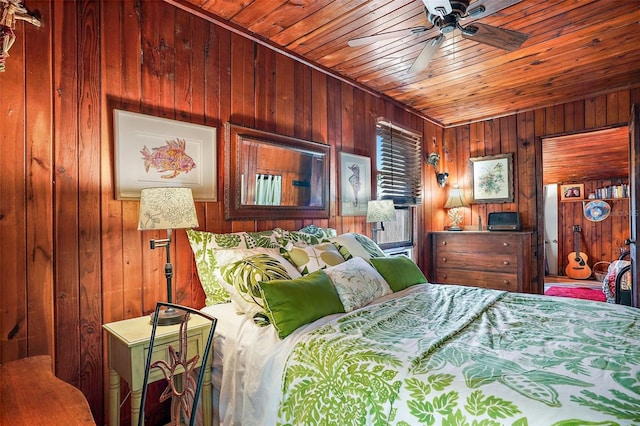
[430,231,533,292]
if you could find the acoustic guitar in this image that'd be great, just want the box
[565,225,592,279]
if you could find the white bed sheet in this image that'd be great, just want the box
[202,285,426,426]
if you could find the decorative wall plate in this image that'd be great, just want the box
[583,200,611,222]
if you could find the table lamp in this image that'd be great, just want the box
[444,185,469,231]
[138,187,199,325]
[366,199,396,233]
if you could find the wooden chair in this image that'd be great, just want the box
[138,302,217,426]
[0,355,95,425]
[615,251,632,306]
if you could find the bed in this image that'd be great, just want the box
[188,227,640,425]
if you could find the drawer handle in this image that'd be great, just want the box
[442,257,447,263]
[503,261,509,265]
[503,280,510,284]
[503,242,509,247]
[443,274,448,279]
[441,241,447,246]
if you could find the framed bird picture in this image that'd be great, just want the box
[339,152,371,216]
[113,109,217,201]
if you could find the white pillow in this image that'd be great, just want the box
[324,257,392,312]
[328,233,386,262]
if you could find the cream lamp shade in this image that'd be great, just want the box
[443,186,469,209]
[138,187,199,231]
[443,186,469,231]
[366,199,396,232]
[366,199,396,222]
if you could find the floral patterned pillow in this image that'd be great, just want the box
[282,242,346,275]
[206,229,281,249]
[219,251,301,324]
[275,227,337,248]
[602,259,631,303]
[328,233,386,262]
[186,229,231,305]
[187,229,280,305]
[324,257,392,312]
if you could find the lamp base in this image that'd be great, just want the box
[447,208,464,232]
[149,306,187,326]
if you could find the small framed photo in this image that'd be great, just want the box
[113,110,217,201]
[469,153,514,203]
[340,152,371,216]
[560,183,585,201]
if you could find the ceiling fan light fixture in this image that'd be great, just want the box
[440,14,458,33]
[422,0,452,18]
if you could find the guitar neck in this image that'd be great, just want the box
[573,225,582,253]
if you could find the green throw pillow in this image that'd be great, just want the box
[260,270,345,339]
[370,255,427,292]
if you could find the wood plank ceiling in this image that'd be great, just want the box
[542,126,629,185]
[172,0,640,127]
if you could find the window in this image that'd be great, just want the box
[374,119,422,251]
[375,119,422,205]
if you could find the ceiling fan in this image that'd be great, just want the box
[347,0,528,73]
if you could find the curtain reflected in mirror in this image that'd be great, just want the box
[252,174,282,205]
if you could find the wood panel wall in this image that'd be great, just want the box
[0,1,437,424]
[558,179,630,276]
[2,1,640,424]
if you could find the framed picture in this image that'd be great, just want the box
[340,152,371,216]
[560,183,585,201]
[469,153,514,203]
[114,110,217,201]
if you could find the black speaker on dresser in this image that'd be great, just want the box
[487,212,521,231]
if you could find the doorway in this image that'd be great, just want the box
[541,126,629,289]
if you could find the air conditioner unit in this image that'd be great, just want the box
[383,246,414,262]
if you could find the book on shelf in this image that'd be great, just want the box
[593,184,628,199]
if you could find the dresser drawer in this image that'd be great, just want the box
[434,233,519,255]
[436,251,517,273]
[435,269,518,291]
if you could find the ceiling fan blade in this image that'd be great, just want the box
[464,0,524,20]
[347,26,430,47]
[461,22,527,51]
[408,34,445,74]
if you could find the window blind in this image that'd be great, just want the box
[376,120,422,205]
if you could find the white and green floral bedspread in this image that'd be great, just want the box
[277,284,640,425]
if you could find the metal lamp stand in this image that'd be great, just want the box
[149,229,186,326]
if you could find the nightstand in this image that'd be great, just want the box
[103,314,213,426]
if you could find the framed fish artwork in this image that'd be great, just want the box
[113,110,217,201]
[339,152,371,216]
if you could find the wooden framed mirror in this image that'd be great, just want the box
[224,122,330,220]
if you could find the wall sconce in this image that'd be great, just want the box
[444,185,469,231]
[425,152,448,187]
[138,187,199,325]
